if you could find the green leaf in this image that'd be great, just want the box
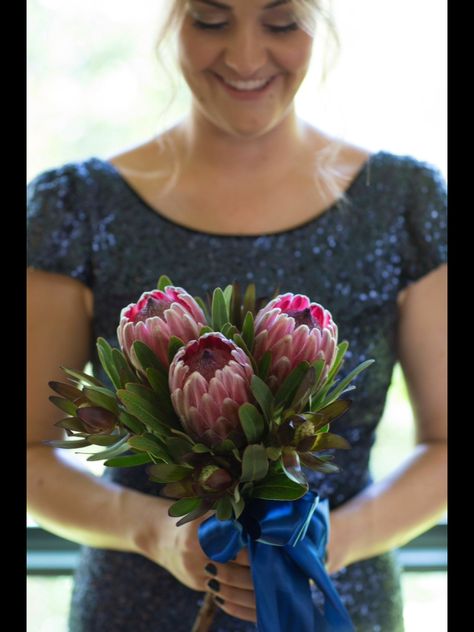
[48,396,77,417]
[241,311,255,353]
[216,495,233,521]
[117,390,170,436]
[168,497,202,517]
[230,281,243,329]
[128,435,167,456]
[326,340,349,384]
[223,284,234,312]
[250,374,274,422]
[240,444,269,482]
[192,443,212,453]
[281,450,306,485]
[112,349,138,388]
[176,500,213,526]
[104,453,153,467]
[232,334,258,373]
[221,322,238,339]
[132,340,167,375]
[83,387,119,415]
[290,365,316,412]
[118,411,146,434]
[168,336,185,364]
[42,438,90,449]
[312,432,352,451]
[274,361,311,410]
[243,283,256,316]
[324,359,375,406]
[194,295,211,324]
[48,381,83,401]
[199,326,214,336]
[54,417,86,433]
[60,366,104,388]
[310,342,350,410]
[257,351,272,382]
[252,472,308,500]
[266,446,282,461]
[86,433,131,461]
[148,463,193,483]
[299,452,340,474]
[230,494,245,519]
[211,287,229,331]
[157,275,173,291]
[166,437,193,461]
[96,337,122,390]
[87,434,120,447]
[123,382,173,423]
[238,403,265,443]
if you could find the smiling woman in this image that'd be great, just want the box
[27,1,446,631]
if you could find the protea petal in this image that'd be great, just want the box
[168,333,254,446]
[116,286,208,372]
[253,292,338,392]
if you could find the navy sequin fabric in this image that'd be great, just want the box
[27,150,447,632]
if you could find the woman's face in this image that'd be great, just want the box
[178,0,315,138]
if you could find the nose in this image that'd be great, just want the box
[223,27,269,79]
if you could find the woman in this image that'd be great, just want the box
[27,1,447,630]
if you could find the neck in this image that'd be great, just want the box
[174,105,311,177]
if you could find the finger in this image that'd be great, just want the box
[213,596,257,624]
[232,547,250,566]
[205,578,256,610]
[204,561,253,590]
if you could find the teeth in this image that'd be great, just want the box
[222,77,272,91]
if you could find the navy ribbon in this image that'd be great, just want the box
[198,491,355,631]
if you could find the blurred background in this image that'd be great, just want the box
[27,0,447,630]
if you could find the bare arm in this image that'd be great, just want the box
[27,268,170,555]
[327,264,447,571]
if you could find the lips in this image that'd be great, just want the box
[213,72,276,92]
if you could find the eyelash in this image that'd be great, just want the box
[192,20,299,34]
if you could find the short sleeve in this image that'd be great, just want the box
[27,164,94,289]
[399,160,447,289]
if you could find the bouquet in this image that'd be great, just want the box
[45,276,374,632]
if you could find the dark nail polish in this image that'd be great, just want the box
[205,562,217,576]
[214,596,225,605]
[207,578,220,592]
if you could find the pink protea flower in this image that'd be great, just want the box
[117,286,208,372]
[253,293,338,393]
[169,332,254,447]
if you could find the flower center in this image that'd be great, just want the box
[186,342,234,381]
[286,307,321,330]
[135,296,168,322]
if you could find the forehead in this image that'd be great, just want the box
[188,0,293,10]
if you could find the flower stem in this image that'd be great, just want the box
[191,592,217,632]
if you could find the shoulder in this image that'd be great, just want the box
[27,157,103,206]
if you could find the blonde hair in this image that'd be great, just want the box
[122,0,351,211]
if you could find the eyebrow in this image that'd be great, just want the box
[192,0,290,10]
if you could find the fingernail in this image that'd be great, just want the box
[214,596,225,605]
[205,562,217,576]
[207,578,220,592]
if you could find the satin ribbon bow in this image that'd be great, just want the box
[198,491,355,631]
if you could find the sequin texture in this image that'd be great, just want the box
[27,150,447,631]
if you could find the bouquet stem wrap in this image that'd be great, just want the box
[198,491,355,632]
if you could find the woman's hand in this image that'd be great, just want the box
[137,497,257,623]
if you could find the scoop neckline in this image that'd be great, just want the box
[94,150,381,238]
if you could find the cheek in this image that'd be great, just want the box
[277,35,314,74]
[178,25,219,73]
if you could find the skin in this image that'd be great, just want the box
[28,1,446,628]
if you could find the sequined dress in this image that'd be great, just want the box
[27,149,447,632]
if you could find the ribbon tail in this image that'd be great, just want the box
[288,540,355,632]
[249,539,319,632]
